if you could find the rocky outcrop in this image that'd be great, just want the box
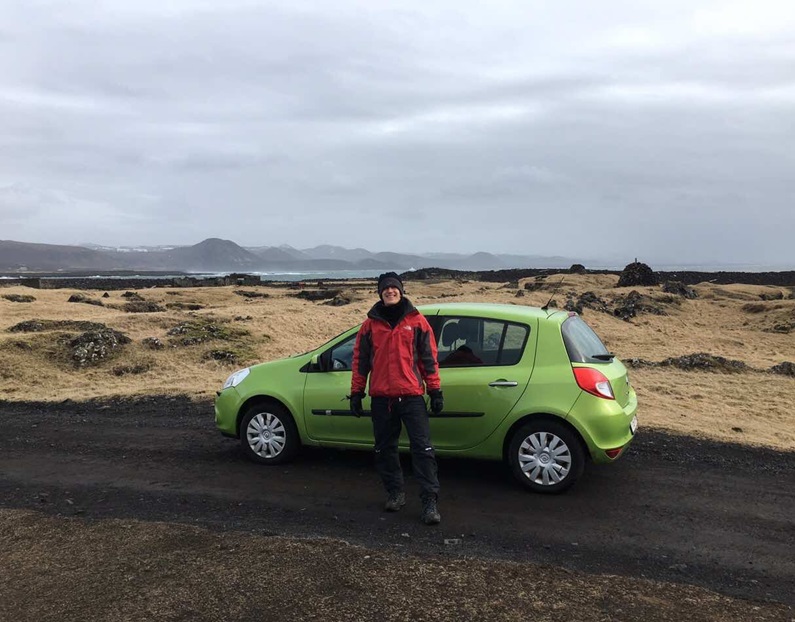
[142,337,165,350]
[770,362,795,376]
[323,294,354,306]
[121,301,166,313]
[233,290,270,299]
[293,289,342,302]
[69,329,131,368]
[67,293,104,307]
[8,319,106,333]
[613,291,667,321]
[618,262,659,287]
[565,292,610,315]
[2,294,36,303]
[6,274,262,290]
[626,353,748,373]
[661,281,698,299]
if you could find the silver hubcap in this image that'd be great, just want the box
[518,431,572,486]
[247,412,286,458]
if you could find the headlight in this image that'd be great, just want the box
[222,368,250,389]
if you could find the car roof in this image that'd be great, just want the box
[416,302,569,325]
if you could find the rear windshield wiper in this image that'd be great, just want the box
[591,353,615,361]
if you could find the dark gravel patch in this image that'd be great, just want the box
[0,395,792,620]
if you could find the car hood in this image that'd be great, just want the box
[247,351,314,376]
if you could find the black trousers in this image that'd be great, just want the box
[370,395,440,500]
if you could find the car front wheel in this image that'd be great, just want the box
[240,403,299,465]
[508,419,585,493]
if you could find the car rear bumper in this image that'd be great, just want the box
[567,391,638,464]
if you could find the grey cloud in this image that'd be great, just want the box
[0,0,793,265]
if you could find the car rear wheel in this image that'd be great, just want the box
[240,403,299,465]
[508,419,585,493]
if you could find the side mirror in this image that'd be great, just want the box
[309,354,321,371]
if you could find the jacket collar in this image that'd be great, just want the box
[367,297,417,324]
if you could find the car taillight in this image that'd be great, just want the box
[573,367,615,400]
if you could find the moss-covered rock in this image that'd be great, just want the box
[7,319,108,333]
[166,319,248,346]
[68,329,132,368]
[122,301,166,313]
[2,294,36,303]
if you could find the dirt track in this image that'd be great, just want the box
[1,396,793,621]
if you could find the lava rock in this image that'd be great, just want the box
[2,294,36,303]
[69,329,132,368]
[112,363,151,376]
[293,289,342,302]
[205,350,239,364]
[566,291,610,315]
[564,298,581,314]
[770,361,795,376]
[122,301,166,313]
[323,294,353,306]
[618,261,659,287]
[661,281,698,299]
[8,319,107,333]
[165,302,205,311]
[614,291,667,321]
[67,293,104,307]
[141,337,165,350]
[233,290,270,299]
[659,353,748,373]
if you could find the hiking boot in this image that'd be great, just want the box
[421,497,441,525]
[384,491,406,512]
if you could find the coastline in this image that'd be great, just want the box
[2,267,794,289]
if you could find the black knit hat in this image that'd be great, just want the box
[377,271,404,296]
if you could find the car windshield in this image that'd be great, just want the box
[561,316,611,364]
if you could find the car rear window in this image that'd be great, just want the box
[561,316,610,364]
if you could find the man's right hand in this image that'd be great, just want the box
[349,392,365,417]
[428,389,444,414]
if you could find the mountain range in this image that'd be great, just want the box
[0,238,584,273]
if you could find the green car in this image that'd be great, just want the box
[215,303,638,493]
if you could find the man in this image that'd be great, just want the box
[350,272,444,525]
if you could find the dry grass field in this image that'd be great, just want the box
[2,274,795,622]
[1,274,794,450]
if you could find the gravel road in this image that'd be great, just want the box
[1,396,793,621]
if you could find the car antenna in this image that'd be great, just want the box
[541,277,566,312]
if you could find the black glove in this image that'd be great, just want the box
[349,392,365,417]
[428,390,444,415]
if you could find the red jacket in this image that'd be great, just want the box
[351,300,441,398]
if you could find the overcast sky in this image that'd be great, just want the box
[0,0,793,266]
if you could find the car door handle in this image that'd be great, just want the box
[488,380,518,387]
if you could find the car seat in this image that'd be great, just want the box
[442,319,483,366]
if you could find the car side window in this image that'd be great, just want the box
[327,335,356,371]
[501,323,528,365]
[435,316,529,368]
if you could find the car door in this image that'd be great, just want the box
[302,328,374,444]
[431,315,537,450]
